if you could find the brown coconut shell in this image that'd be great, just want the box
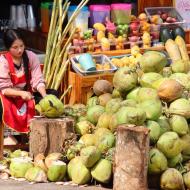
[93,80,113,96]
[158,79,183,102]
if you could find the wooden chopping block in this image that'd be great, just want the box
[113,125,150,190]
[29,117,76,158]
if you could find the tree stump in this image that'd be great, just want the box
[29,117,76,158]
[113,125,150,190]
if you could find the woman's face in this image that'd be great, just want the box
[9,39,25,58]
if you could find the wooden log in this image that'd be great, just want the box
[113,125,150,190]
[29,117,76,158]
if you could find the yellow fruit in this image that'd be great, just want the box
[131,45,140,57]
[93,23,106,31]
[138,13,147,21]
[97,31,105,42]
[121,57,130,66]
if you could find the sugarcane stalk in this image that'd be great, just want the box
[54,59,70,90]
[43,0,58,75]
[44,0,90,90]
[44,9,59,78]
[45,0,70,80]
[60,85,72,101]
[46,2,69,87]
[50,43,71,88]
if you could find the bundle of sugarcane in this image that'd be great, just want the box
[43,0,89,90]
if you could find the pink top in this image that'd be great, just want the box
[89,5,110,11]
[0,50,45,94]
[111,4,132,10]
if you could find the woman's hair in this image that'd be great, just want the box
[3,29,30,90]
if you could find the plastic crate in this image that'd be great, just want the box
[145,7,185,28]
[70,54,117,75]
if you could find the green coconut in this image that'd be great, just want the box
[120,99,137,107]
[116,106,146,126]
[39,94,64,118]
[169,115,189,136]
[113,67,138,92]
[105,98,122,114]
[181,134,190,155]
[72,104,87,117]
[160,168,185,190]
[109,113,118,132]
[79,134,96,147]
[87,96,99,108]
[75,120,95,136]
[97,112,112,129]
[171,59,190,73]
[137,87,158,103]
[98,93,112,107]
[138,99,162,121]
[168,153,183,168]
[139,72,163,88]
[162,67,173,77]
[47,160,67,182]
[94,128,115,153]
[148,148,168,174]
[66,143,84,161]
[25,166,47,182]
[10,149,29,158]
[157,132,182,158]
[126,87,140,101]
[170,73,190,90]
[157,116,171,135]
[183,171,190,189]
[87,105,105,125]
[139,51,167,73]
[105,147,115,162]
[152,78,169,90]
[112,89,122,98]
[45,153,63,168]
[80,146,101,168]
[91,159,112,184]
[10,157,33,178]
[67,157,80,180]
[146,120,161,144]
[70,157,91,185]
[77,116,87,122]
[169,98,190,119]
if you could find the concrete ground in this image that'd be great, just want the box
[0,179,111,190]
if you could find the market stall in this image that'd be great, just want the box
[1,0,190,190]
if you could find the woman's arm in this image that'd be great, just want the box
[3,88,33,100]
[37,85,47,98]
[27,51,46,92]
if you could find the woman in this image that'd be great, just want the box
[0,29,46,133]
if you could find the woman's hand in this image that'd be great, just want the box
[20,91,33,100]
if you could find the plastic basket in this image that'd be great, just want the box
[70,54,117,75]
[145,7,185,28]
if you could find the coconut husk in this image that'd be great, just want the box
[93,80,113,96]
[158,79,183,102]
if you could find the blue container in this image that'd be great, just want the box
[78,53,96,71]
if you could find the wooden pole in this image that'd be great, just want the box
[113,125,150,190]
